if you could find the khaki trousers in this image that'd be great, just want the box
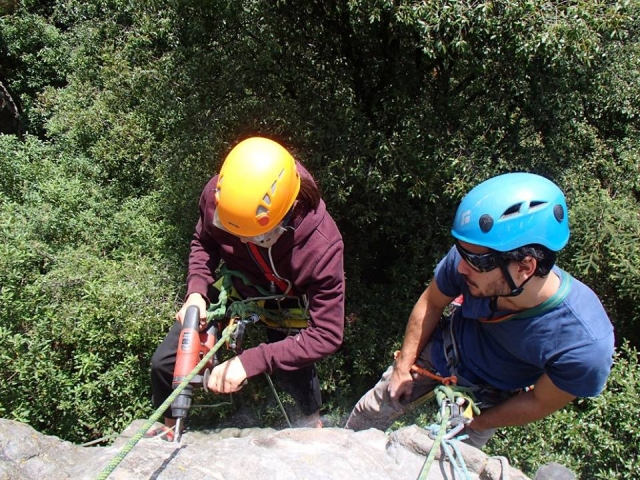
[345,338,498,449]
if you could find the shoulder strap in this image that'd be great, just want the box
[246,242,295,295]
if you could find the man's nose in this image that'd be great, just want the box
[457,258,472,275]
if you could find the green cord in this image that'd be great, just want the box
[93,322,238,480]
[264,373,292,428]
[94,266,308,479]
[418,408,449,480]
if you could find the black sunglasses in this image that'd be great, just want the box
[455,243,501,273]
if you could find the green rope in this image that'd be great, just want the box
[416,385,480,480]
[418,409,449,480]
[93,322,238,480]
[264,373,292,428]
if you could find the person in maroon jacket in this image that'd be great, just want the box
[150,137,345,437]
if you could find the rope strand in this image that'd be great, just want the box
[93,322,238,480]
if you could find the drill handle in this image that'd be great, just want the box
[183,305,200,330]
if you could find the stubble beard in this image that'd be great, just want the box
[464,275,510,299]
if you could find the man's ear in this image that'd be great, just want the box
[518,256,537,276]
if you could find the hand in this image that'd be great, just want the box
[207,357,248,394]
[176,293,207,328]
[388,366,414,407]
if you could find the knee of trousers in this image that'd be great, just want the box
[463,426,496,449]
[346,367,400,430]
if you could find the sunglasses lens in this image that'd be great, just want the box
[456,244,499,272]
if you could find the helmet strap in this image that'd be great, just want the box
[496,257,534,297]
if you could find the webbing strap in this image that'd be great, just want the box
[246,242,294,295]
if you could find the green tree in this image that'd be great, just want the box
[0,8,638,477]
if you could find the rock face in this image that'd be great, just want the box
[0,419,573,480]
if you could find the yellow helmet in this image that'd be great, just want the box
[214,137,301,237]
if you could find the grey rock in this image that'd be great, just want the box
[534,462,577,480]
[0,418,568,480]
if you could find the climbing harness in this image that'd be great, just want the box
[211,263,310,330]
[417,385,480,480]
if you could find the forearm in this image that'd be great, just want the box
[471,392,552,430]
[239,324,342,377]
[395,283,451,373]
[471,374,576,431]
[394,311,432,372]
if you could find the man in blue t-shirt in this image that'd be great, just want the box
[345,173,615,448]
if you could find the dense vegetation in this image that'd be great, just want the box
[1,1,638,478]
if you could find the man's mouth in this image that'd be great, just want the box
[463,276,478,289]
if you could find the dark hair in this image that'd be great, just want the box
[296,174,321,211]
[498,245,557,277]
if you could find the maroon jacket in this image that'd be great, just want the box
[186,165,345,378]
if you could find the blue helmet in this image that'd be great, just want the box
[451,172,570,252]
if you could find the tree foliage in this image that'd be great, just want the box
[0,134,178,440]
[0,1,639,477]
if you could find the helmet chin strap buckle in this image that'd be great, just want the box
[508,286,524,297]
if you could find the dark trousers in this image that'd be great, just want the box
[150,321,322,419]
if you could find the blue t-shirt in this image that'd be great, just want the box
[431,246,615,397]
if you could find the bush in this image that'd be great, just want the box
[0,135,179,442]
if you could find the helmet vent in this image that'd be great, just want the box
[479,214,494,233]
[257,205,268,215]
[553,204,565,222]
[530,200,547,210]
[502,203,523,217]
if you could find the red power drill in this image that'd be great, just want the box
[170,305,218,441]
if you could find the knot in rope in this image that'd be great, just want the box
[434,385,480,425]
[417,385,481,480]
